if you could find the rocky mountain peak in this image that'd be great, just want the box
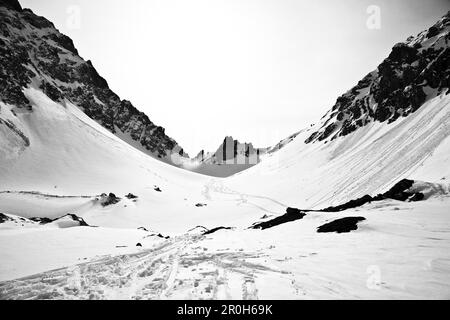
[195,136,265,165]
[184,136,267,177]
[305,10,449,144]
[0,3,186,163]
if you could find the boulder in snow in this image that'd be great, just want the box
[317,217,366,233]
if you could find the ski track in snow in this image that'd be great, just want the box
[1,180,450,299]
[0,234,287,300]
[203,179,289,212]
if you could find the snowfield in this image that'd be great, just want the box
[1,75,450,300]
[227,93,450,208]
[1,197,449,299]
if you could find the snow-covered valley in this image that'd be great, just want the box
[0,1,449,300]
[1,90,449,299]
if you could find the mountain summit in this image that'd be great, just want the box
[184,136,267,177]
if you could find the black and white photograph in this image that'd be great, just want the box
[0,0,449,303]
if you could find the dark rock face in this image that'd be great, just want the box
[63,213,89,226]
[321,179,424,212]
[0,5,186,161]
[198,136,266,166]
[29,217,53,224]
[195,203,207,207]
[99,193,120,206]
[202,226,232,235]
[191,136,269,177]
[30,214,89,226]
[251,207,306,230]
[317,217,366,233]
[0,0,22,11]
[305,11,450,143]
[0,213,12,223]
[382,179,416,201]
[321,195,374,212]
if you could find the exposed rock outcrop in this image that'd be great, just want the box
[195,136,266,166]
[30,213,89,227]
[203,226,232,235]
[0,212,12,223]
[99,193,120,206]
[188,136,268,177]
[317,217,366,233]
[321,179,425,212]
[251,207,307,230]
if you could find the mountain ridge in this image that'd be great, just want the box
[0,1,188,162]
[178,136,267,177]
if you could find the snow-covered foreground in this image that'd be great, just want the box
[1,196,449,299]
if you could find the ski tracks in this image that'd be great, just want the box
[0,234,291,300]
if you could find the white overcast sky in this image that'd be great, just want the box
[21,0,449,155]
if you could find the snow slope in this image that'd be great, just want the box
[0,88,201,196]
[0,86,283,285]
[0,88,271,233]
[226,93,450,208]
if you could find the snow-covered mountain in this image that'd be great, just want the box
[0,2,449,300]
[227,11,450,208]
[305,12,449,144]
[185,133,304,177]
[183,136,268,177]
[0,0,188,163]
